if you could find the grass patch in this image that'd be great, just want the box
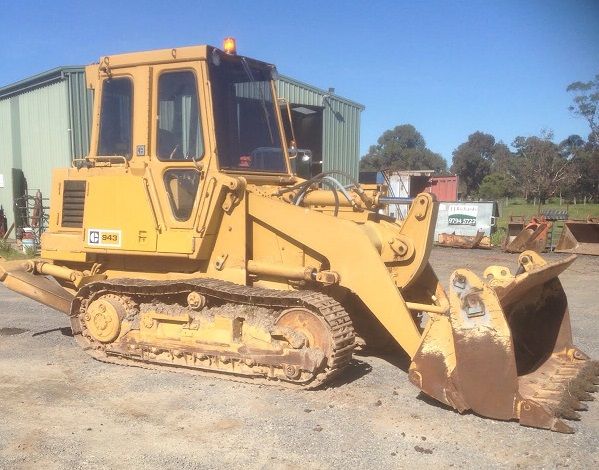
[496,200,599,231]
[490,229,506,247]
[0,239,29,261]
[491,200,599,248]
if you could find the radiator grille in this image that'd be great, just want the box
[61,180,86,228]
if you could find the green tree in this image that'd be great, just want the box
[512,132,578,203]
[478,172,516,200]
[489,142,514,174]
[560,134,599,201]
[360,124,446,172]
[567,74,599,146]
[450,132,510,197]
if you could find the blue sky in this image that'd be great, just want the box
[1,0,597,163]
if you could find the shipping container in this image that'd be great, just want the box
[426,175,458,202]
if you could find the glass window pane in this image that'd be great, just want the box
[209,56,286,173]
[163,169,200,220]
[157,71,203,161]
[98,78,133,158]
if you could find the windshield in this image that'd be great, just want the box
[209,53,287,173]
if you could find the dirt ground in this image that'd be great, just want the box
[0,247,598,469]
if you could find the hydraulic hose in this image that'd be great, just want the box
[279,170,373,209]
[293,176,341,216]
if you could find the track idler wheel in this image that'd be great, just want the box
[275,307,333,380]
[276,308,332,358]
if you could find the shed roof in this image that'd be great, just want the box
[278,74,364,110]
[1,66,364,111]
[0,66,83,99]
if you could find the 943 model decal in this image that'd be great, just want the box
[87,229,122,248]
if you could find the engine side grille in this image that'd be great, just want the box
[61,180,86,228]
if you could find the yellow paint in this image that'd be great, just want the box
[3,43,574,371]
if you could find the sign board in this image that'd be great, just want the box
[435,202,498,239]
[447,204,478,226]
[0,174,4,188]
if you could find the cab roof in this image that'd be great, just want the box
[92,44,272,70]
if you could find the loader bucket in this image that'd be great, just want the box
[409,251,597,433]
[556,218,599,256]
[504,217,550,253]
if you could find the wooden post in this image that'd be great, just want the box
[2,222,14,240]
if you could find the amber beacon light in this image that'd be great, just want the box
[223,37,237,55]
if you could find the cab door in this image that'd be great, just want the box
[147,62,210,254]
[82,67,160,254]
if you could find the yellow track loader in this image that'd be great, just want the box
[0,42,596,433]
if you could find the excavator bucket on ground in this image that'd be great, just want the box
[503,216,551,253]
[410,250,597,433]
[556,217,599,256]
[503,216,525,248]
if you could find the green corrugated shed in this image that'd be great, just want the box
[277,75,364,181]
[0,66,362,231]
[0,67,92,230]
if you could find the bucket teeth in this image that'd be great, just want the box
[553,362,599,418]
[567,378,596,401]
[534,395,583,421]
[575,391,594,402]
[518,359,599,432]
[560,361,599,401]
[575,402,589,411]
[579,360,599,385]
[557,409,581,421]
[554,395,583,421]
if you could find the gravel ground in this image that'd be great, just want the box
[0,247,598,469]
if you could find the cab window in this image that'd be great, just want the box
[98,77,133,158]
[164,169,200,220]
[157,71,203,160]
[209,56,286,173]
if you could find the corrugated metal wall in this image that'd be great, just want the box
[0,99,14,225]
[65,71,93,158]
[16,82,71,194]
[277,76,363,182]
[0,69,91,229]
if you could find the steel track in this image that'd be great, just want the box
[70,277,356,389]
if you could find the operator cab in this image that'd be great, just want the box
[90,42,298,226]
[93,41,293,178]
